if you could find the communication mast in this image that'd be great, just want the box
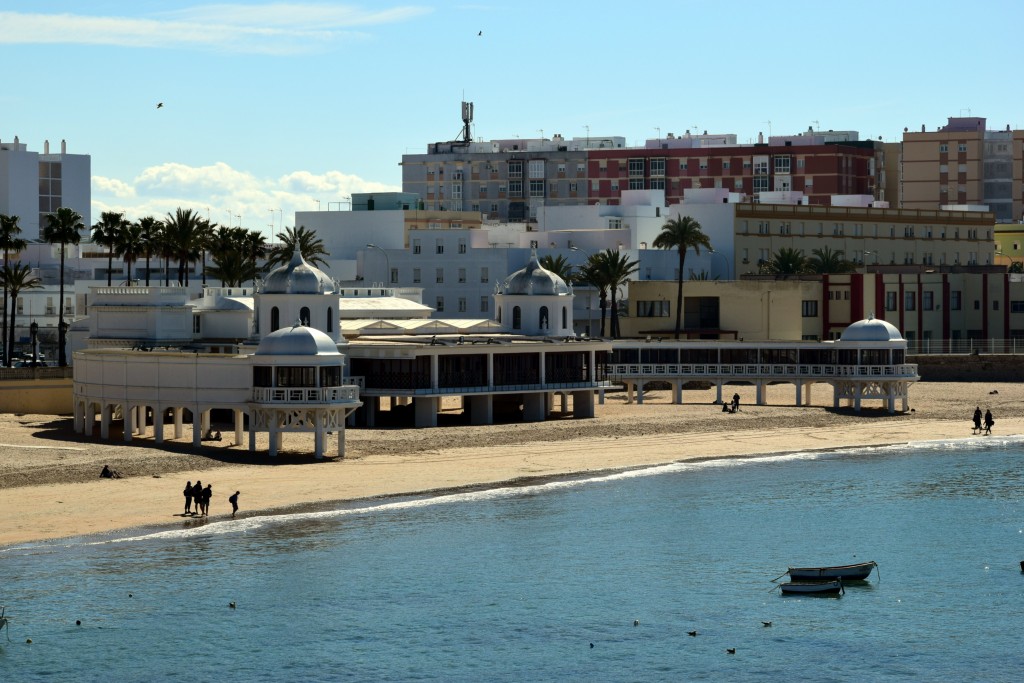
[460,101,474,142]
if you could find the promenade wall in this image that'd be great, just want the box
[912,354,1024,382]
[0,368,74,414]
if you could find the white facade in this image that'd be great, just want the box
[0,136,91,240]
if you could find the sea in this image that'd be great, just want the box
[2,435,1024,682]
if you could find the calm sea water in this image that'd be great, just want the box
[3,436,1024,682]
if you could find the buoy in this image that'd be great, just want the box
[128,593,133,598]
[26,638,32,644]
[76,620,81,626]
[229,602,236,609]
[633,619,639,627]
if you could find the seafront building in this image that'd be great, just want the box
[0,136,91,240]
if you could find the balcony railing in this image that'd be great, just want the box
[252,386,360,403]
[603,363,919,380]
[907,339,1024,355]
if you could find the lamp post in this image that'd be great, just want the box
[366,243,391,285]
[29,321,38,367]
[570,246,597,336]
[709,249,731,280]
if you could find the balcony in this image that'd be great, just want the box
[252,386,360,403]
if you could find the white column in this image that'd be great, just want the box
[715,382,723,404]
[794,381,803,406]
[123,404,133,443]
[234,410,244,445]
[154,406,165,444]
[100,404,111,439]
[572,389,595,418]
[86,403,96,437]
[192,409,202,448]
[174,407,183,439]
[430,353,439,391]
[337,427,345,458]
[314,412,324,459]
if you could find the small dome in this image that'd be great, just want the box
[499,250,570,296]
[263,251,334,295]
[840,315,904,342]
[255,324,340,356]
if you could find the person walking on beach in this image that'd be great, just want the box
[984,409,994,435]
[184,481,194,515]
[229,491,240,518]
[973,406,983,434]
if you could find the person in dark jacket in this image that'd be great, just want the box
[184,481,194,514]
[984,409,994,435]
[229,491,240,517]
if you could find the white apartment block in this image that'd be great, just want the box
[0,136,91,240]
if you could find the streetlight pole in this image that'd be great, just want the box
[366,243,391,286]
[709,249,731,280]
[570,246,596,336]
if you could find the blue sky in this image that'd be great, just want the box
[3,1,1022,237]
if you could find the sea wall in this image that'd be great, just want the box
[912,354,1024,382]
[0,368,74,414]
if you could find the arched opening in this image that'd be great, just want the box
[327,307,334,333]
[539,306,549,330]
[300,306,311,326]
[497,307,502,323]
[561,306,567,329]
[512,306,521,330]
[270,306,280,332]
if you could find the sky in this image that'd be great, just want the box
[3,0,1023,239]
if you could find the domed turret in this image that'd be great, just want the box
[498,250,571,296]
[263,251,334,295]
[840,315,904,342]
[255,324,340,356]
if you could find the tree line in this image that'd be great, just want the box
[0,207,330,366]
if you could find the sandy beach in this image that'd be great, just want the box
[2,381,1019,547]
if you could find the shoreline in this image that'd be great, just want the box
[3,381,1020,548]
[5,415,1021,549]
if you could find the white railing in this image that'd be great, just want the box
[252,386,360,403]
[908,339,1024,355]
[604,363,919,380]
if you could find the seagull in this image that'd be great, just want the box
[726,648,736,654]
[762,621,772,627]
[687,630,698,637]
[156,102,164,109]
[477,30,482,36]
[633,620,639,627]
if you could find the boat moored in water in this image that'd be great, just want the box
[787,561,877,582]
[779,579,844,595]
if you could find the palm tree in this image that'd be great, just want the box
[266,226,329,270]
[91,211,126,286]
[768,247,809,277]
[1,263,41,365]
[0,214,28,365]
[43,207,84,366]
[195,218,217,286]
[113,220,145,284]
[653,215,712,339]
[588,249,638,339]
[163,208,204,285]
[135,216,161,286]
[807,246,854,274]
[242,230,269,286]
[539,254,574,282]
[206,226,260,287]
[577,258,610,337]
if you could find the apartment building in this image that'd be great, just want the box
[901,116,1024,222]
[0,136,91,240]
[402,125,886,223]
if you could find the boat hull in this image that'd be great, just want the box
[787,561,876,581]
[779,580,843,595]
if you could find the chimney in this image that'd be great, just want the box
[758,132,764,144]
[61,139,66,154]
[44,139,49,154]
[921,125,925,132]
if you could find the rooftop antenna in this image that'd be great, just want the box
[460,101,474,143]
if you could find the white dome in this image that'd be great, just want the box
[840,316,904,342]
[263,251,334,295]
[255,324,340,356]
[499,250,570,296]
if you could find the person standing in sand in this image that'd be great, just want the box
[984,409,994,435]
[184,481,194,515]
[192,480,202,515]
[973,407,982,434]
[229,491,240,517]
[202,484,213,516]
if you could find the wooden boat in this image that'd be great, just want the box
[787,561,877,582]
[779,579,844,595]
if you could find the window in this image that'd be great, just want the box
[774,156,791,173]
[528,159,544,178]
[994,300,1000,311]
[974,299,980,310]
[508,161,523,178]
[629,178,644,190]
[412,239,421,254]
[509,181,523,196]
[327,307,333,333]
[458,297,467,313]
[569,182,578,193]
[512,305,522,329]
[1011,301,1024,313]
[636,300,670,317]
[923,291,934,311]
[939,143,948,153]
[436,296,444,312]
[539,305,549,329]
[529,180,544,197]
[801,300,818,317]
[480,296,489,313]
[958,143,967,153]
[650,178,665,190]
[905,292,916,311]
[436,239,444,254]
[458,268,466,283]
[650,158,665,177]
[193,316,201,333]
[753,177,769,192]
[412,268,421,283]
[271,306,280,332]
[458,239,467,254]
[557,163,566,174]
[628,158,644,177]
[886,291,897,311]
[436,268,444,283]
[753,157,769,175]
[300,306,310,326]
[481,267,489,283]
[389,267,398,284]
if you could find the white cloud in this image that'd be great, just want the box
[0,4,431,54]
[92,161,401,234]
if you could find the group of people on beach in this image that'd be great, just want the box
[972,406,995,435]
[183,480,240,517]
[722,393,741,414]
